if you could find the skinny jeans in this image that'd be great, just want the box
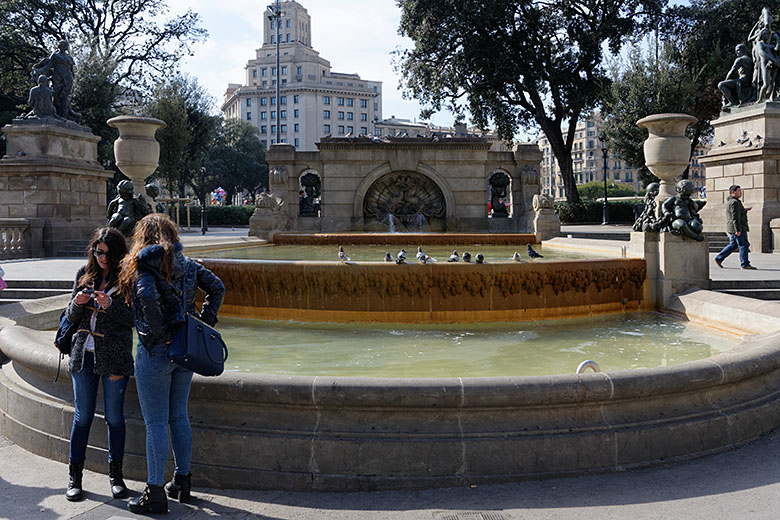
[715,232,751,267]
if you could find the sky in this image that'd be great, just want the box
[165,0,458,129]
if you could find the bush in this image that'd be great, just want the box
[554,201,637,223]
[173,205,255,226]
[577,181,636,200]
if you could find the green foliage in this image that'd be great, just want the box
[577,181,636,200]
[205,119,268,205]
[554,201,638,223]
[188,205,256,226]
[395,0,663,203]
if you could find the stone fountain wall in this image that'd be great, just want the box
[256,138,542,236]
[199,258,648,323]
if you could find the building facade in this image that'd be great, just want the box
[222,1,383,151]
[538,114,708,200]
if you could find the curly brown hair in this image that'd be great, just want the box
[78,227,128,289]
[118,214,179,303]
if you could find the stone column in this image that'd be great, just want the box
[699,104,780,252]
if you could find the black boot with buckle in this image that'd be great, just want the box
[127,484,168,514]
[65,461,84,502]
[108,459,129,499]
[164,473,191,503]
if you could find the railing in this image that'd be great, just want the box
[0,218,44,259]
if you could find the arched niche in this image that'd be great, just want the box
[488,169,513,218]
[298,169,321,217]
[361,170,447,232]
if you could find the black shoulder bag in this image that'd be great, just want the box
[53,309,79,382]
[168,279,228,376]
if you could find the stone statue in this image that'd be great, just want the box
[107,180,153,236]
[31,40,81,123]
[658,180,707,241]
[24,75,63,120]
[144,183,167,214]
[254,190,284,213]
[633,182,661,232]
[489,171,510,218]
[532,192,554,212]
[719,44,754,107]
[299,172,321,217]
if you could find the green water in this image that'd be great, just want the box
[218,313,738,377]
[198,244,600,262]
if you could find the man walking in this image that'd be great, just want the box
[715,184,756,269]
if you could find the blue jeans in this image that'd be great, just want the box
[134,345,194,486]
[716,232,751,267]
[69,351,128,464]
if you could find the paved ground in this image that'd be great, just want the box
[4,225,780,519]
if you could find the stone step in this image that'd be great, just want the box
[713,288,780,300]
[4,280,73,290]
[562,232,631,241]
[711,279,780,290]
[0,288,72,299]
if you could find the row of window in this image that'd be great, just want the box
[322,111,368,121]
[266,138,300,147]
[246,109,300,121]
[252,66,304,78]
[260,124,299,134]
[323,125,369,135]
[322,96,368,108]
[246,95,300,107]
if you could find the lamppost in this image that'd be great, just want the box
[199,166,208,235]
[599,132,609,225]
[267,0,283,145]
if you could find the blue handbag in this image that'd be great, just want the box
[168,280,227,376]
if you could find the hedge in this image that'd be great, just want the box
[554,201,638,223]
[172,205,255,226]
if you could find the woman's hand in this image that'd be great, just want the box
[93,290,111,308]
[74,290,91,305]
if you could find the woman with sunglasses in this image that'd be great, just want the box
[63,227,134,502]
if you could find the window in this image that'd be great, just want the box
[338,125,345,134]
[337,97,345,105]
[246,98,252,107]
[374,102,378,111]
[324,110,330,119]
[614,172,620,180]
[281,66,287,75]
[281,79,287,85]
[261,125,267,134]
[360,99,367,108]
[587,140,594,148]
[296,67,302,75]
[246,112,251,120]
[626,172,633,182]
[294,95,299,104]
[324,124,331,133]
[262,68,268,77]
[346,98,353,107]
[261,112,267,120]
[338,111,344,120]
[294,109,299,117]
[375,128,382,136]
[294,123,299,132]
[271,139,276,145]
[286,19,291,27]
[360,113,367,121]
[272,67,277,76]
[280,110,287,118]
[271,125,276,134]
[271,111,276,119]
[271,35,275,44]
[347,126,353,134]
[280,96,287,105]
[286,33,290,42]
[295,138,299,147]
[252,70,257,78]
[271,97,276,105]
[347,112,353,120]
[261,98,268,106]
[323,96,330,105]
[361,127,367,134]
[281,124,287,133]
[262,81,267,87]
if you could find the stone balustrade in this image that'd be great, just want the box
[0,218,44,259]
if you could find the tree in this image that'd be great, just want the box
[395,0,663,203]
[205,119,267,204]
[603,0,780,187]
[577,180,636,200]
[0,0,206,160]
[144,74,220,197]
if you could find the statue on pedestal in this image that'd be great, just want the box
[31,40,82,123]
[299,172,321,217]
[107,180,153,236]
[489,171,510,218]
[24,75,64,121]
[718,44,754,107]
[633,182,661,232]
[658,180,707,241]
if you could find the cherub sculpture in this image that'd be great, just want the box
[633,182,661,232]
[659,180,707,241]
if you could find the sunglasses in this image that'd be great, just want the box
[93,248,109,258]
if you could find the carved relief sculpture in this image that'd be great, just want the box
[363,172,446,230]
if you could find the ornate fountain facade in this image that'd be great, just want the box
[251,136,542,236]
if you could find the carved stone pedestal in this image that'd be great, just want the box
[629,232,710,309]
[700,103,780,252]
[0,120,111,256]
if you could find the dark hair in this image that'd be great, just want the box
[729,185,741,194]
[78,227,128,289]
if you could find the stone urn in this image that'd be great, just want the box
[107,116,166,186]
[636,113,697,200]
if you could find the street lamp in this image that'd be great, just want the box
[599,131,609,225]
[267,0,283,145]
[199,166,208,235]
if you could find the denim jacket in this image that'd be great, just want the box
[134,242,225,351]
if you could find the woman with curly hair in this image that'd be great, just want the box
[119,214,224,514]
[63,227,133,502]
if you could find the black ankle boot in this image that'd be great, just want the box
[127,484,167,514]
[164,473,191,503]
[108,459,129,499]
[65,462,84,502]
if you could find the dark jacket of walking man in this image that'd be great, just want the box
[715,184,756,269]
